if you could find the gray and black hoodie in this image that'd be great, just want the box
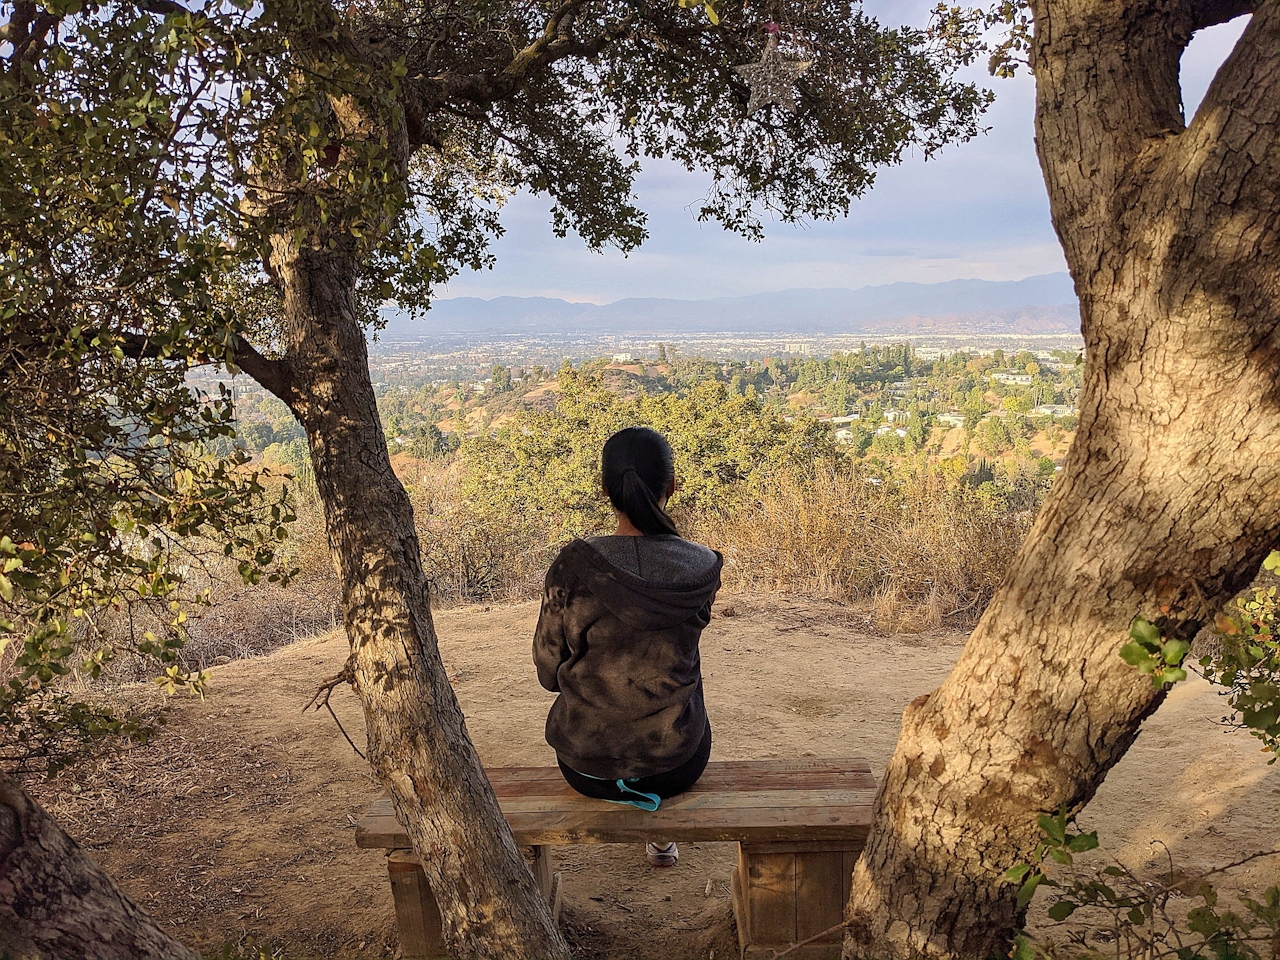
[533,535,723,781]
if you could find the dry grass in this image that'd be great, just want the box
[689,466,1033,632]
[398,460,1035,630]
[176,501,342,670]
[14,460,1034,701]
[404,460,561,605]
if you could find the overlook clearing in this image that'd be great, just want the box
[3,1,1280,959]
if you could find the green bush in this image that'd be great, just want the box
[1010,807,1280,960]
[422,371,1040,623]
[1201,555,1280,760]
[455,370,837,544]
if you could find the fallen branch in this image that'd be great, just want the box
[769,918,852,958]
[303,655,364,759]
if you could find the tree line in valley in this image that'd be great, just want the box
[237,342,1084,497]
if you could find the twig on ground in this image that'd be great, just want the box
[769,919,851,958]
[947,593,982,619]
[303,655,364,759]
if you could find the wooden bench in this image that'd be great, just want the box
[356,758,875,960]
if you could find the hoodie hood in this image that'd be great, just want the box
[562,538,722,630]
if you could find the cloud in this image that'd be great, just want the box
[437,5,1249,303]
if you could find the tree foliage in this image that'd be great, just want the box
[458,369,837,540]
[1201,556,1280,761]
[0,4,297,772]
[332,0,998,264]
[1008,809,1280,960]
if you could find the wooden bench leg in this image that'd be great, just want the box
[524,844,553,897]
[523,844,562,922]
[732,842,861,960]
[386,846,561,960]
[387,850,451,960]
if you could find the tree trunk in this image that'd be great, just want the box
[0,771,198,960]
[264,238,570,960]
[844,3,1280,957]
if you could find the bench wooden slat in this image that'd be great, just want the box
[491,771,876,797]
[355,759,874,848]
[483,758,875,782]
[359,807,872,847]
[510,816,870,846]
[499,789,866,811]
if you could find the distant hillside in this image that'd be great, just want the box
[378,273,1079,337]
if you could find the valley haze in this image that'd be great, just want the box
[379,272,1080,337]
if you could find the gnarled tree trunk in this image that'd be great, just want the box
[844,3,1280,957]
[0,772,198,960]
[259,238,570,960]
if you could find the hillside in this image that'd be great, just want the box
[379,274,1079,337]
[31,597,1280,960]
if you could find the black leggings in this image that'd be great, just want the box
[559,719,712,802]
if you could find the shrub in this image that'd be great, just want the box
[692,464,1032,629]
[427,373,1041,622]
[405,460,560,604]
[1010,566,1280,960]
[1201,563,1280,760]
[454,370,837,545]
[1010,811,1280,960]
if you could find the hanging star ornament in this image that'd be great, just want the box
[733,29,812,115]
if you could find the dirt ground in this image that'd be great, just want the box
[30,594,1280,959]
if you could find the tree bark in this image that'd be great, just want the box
[263,237,570,960]
[844,3,1280,958]
[0,771,199,960]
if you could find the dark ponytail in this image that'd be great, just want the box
[601,427,679,537]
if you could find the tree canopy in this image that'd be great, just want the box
[0,5,299,770]
[0,0,994,764]
[2,0,1003,955]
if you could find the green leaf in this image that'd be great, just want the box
[1017,873,1045,910]
[1163,638,1191,665]
[1005,863,1032,883]
[1046,900,1077,921]
[1119,640,1153,668]
[1038,811,1068,844]
[1130,616,1162,649]
[1067,832,1099,853]
[1263,551,1280,574]
[1009,934,1037,960]
[1187,905,1222,935]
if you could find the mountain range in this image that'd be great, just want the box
[377,272,1080,337]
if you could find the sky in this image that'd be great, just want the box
[437,5,1250,304]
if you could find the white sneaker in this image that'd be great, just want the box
[646,841,678,867]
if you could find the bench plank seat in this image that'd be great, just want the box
[357,758,875,848]
[356,758,874,960]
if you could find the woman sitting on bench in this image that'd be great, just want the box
[533,426,722,867]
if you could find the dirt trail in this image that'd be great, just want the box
[31,596,1280,959]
